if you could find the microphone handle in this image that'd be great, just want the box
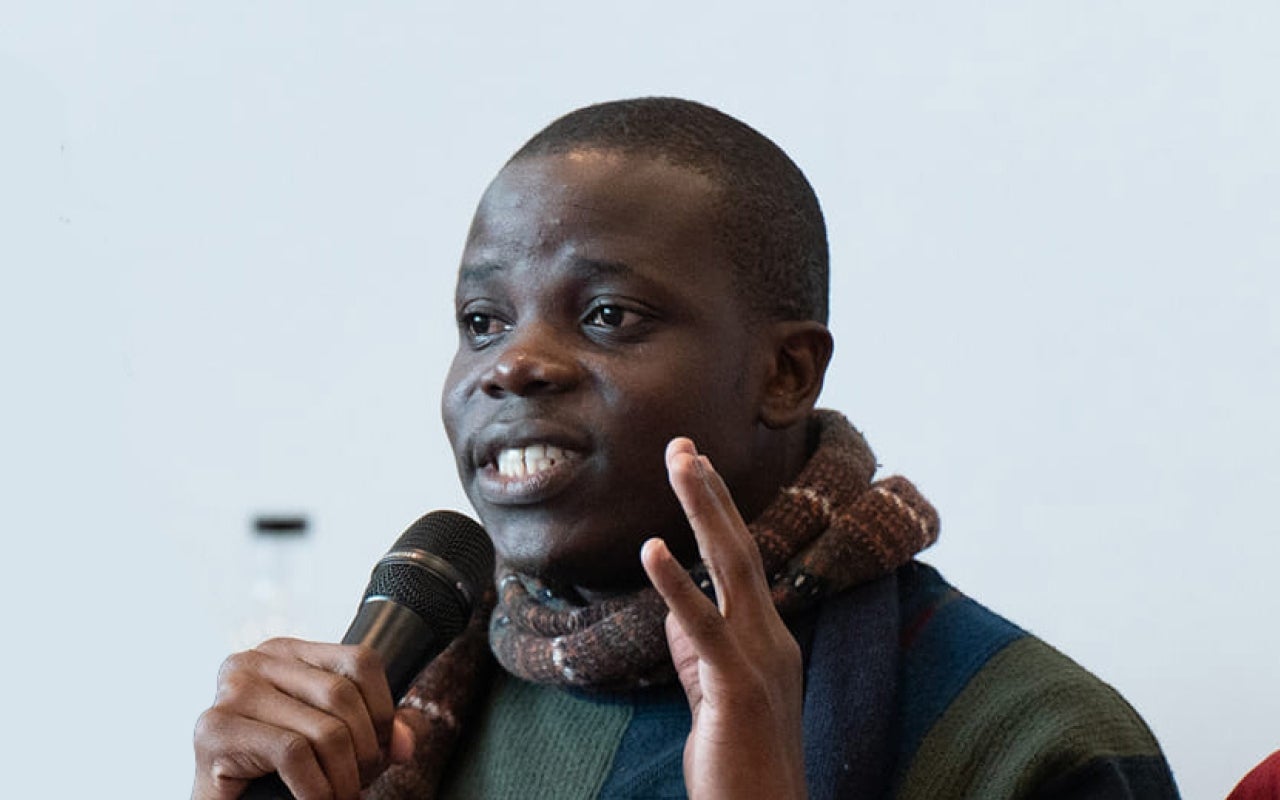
[340,598,442,698]
[240,602,443,800]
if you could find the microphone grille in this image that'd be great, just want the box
[390,510,494,596]
[360,511,495,632]
[362,562,466,639]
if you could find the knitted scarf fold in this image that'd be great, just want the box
[367,410,938,799]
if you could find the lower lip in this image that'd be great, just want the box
[476,456,584,505]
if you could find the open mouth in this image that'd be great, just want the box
[496,444,576,479]
[477,440,585,504]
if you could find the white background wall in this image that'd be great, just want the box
[2,2,1276,797]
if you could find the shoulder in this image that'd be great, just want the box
[892,562,1178,800]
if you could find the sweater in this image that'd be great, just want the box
[438,561,1179,799]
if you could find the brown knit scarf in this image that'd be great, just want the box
[367,410,938,799]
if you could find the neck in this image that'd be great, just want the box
[568,419,817,606]
[735,418,817,522]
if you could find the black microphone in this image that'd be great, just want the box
[242,510,494,800]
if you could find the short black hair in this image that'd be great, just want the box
[510,97,829,324]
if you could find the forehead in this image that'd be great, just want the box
[461,150,733,288]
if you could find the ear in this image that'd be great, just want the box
[758,321,834,429]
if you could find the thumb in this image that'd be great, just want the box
[389,714,416,765]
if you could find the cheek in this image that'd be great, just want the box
[440,357,471,450]
[607,362,748,452]
[651,359,761,458]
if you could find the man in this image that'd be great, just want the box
[193,98,1179,799]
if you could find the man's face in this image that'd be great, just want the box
[442,150,770,595]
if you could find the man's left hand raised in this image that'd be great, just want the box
[640,437,807,800]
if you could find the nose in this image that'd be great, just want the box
[480,324,583,398]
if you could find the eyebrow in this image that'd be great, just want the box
[568,257,635,280]
[457,261,506,286]
[457,257,637,287]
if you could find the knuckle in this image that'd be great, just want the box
[275,745,336,800]
[315,718,353,755]
[205,755,246,790]
[257,636,299,655]
[709,555,758,592]
[347,644,384,679]
[192,708,228,755]
[345,646,389,703]
[206,751,267,788]
[725,558,757,586]
[681,503,708,524]
[214,669,255,704]
[207,754,240,783]
[217,650,258,683]
[321,673,361,710]
[277,731,317,770]
[688,609,726,642]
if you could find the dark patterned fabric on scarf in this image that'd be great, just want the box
[367,410,939,799]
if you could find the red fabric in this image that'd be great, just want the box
[1229,751,1280,800]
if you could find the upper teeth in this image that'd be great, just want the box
[497,444,571,478]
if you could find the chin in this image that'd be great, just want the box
[487,523,648,595]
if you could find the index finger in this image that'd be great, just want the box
[256,638,397,750]
[665,437,771,621]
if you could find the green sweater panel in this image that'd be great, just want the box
[897,636,1165,800]
[441,671,634,799]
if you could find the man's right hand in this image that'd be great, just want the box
[192,638,415,800]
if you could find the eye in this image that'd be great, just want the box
[464,313,494,335]
[583,304,638,329]
[460,311,510,342]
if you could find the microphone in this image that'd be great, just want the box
[242,510,495,800]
